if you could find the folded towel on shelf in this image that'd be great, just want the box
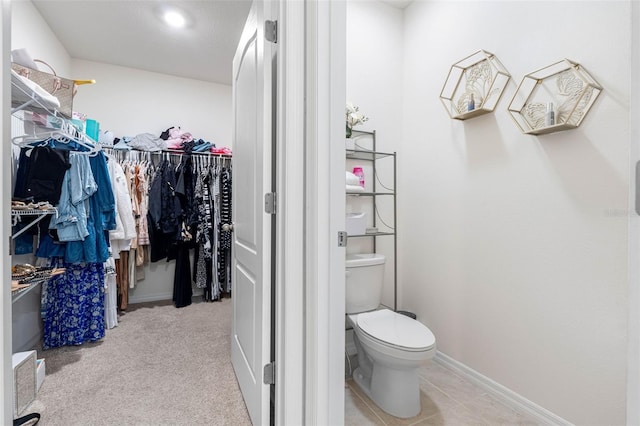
[346,184,365,193]
[11,69,60,110]
[346,171,359,186]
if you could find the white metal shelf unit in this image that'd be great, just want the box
[11,209,56,240]
[10,70,99,155]
[9,72,91,305]
[346,129,398,311]
[10,210,58,303]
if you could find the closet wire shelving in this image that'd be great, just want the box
[9,75,73,303]
[10,72,234,303]
[346,129,398,311]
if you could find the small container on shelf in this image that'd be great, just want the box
[346,212,367,236]
[352,166,365,188]
[507,59,603,135]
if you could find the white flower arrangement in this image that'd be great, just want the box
[346,102,369,138]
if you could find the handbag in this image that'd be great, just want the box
[11,60,74,118]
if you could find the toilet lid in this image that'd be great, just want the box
[357,309,436,350]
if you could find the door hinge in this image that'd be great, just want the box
[338,231,348,247]
[263,362,276,385]
[265,192,277,215]
[265,20,278,43]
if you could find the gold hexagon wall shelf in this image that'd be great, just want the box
[508,59,603,135]
[440,50,511,120]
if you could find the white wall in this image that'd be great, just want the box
[71,59,232,147]
[397,1,630,424]
[346,0,404,308]
[10,0,71,76]
[346,1,403,154]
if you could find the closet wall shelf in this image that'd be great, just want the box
[12,73,100,156]
[507,59,603,135]
[346,192,394,197]
[103,145,232,159]
[11,209,57,240]
[11,280,44,304]
[347,232,395,238]
[346,150,394,161]
[11,267,63,304]
[440,50,511,120]
[11,71,64,119]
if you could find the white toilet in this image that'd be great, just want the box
[346,253,436,418]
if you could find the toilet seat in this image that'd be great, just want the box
[355,309,435,352]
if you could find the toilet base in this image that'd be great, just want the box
[352,363,421,418]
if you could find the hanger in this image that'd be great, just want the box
[12,129,99,155]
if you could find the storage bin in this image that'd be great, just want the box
[346,212,367,236]
[12,351,36,416]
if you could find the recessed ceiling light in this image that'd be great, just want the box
[163,9,186,28]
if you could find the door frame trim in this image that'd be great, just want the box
[1,0,12,423]
[628,0,640,423]
[274,0,305,424]
[301,1,347,424]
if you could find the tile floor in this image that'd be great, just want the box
[345,361,541,426]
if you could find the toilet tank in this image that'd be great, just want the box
[345,253,386,314]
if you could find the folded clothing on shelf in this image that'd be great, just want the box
[346,184,364,193]
[128,133,166,152]
[346,171,364,193]
[11,69,60,111]
[346,171,359,186]
[210,146,232,155]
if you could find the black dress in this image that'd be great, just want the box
[172,156,196,308]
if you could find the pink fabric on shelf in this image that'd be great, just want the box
[210,147,232,155]
[164,127,194,149]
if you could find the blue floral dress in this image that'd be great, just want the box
[42,262,105,350]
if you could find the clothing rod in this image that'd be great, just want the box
[101,145,232,159]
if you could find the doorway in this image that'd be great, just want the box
[5,0,255,424]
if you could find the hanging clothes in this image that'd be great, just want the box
[36,151,116,264]
[25,148,117,350]
[217,166,233,295]
[148,159,181,262]
[134,162,150,265]
[49,153,97,243]
[42,261,106,350]
[15,145,71,204]
[104,255,118,329]
[193,165,214,300]
[172,154,196,308]
[116,251,130,310]
[102,146,232,307]
[107,155,136,256]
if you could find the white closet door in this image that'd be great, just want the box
[230,1,274,424]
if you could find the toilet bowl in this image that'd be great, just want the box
[345,254,437,418]
[349,309,436,418]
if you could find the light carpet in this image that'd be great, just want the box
[25,298,251,426]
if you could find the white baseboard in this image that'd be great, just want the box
[434,351,572,426]
[128,289,204,305]
[128,292,173,304]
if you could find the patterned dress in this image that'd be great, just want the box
[42,262,106,350]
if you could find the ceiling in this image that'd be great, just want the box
[32,0,253,85]
[32,0,411,86]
